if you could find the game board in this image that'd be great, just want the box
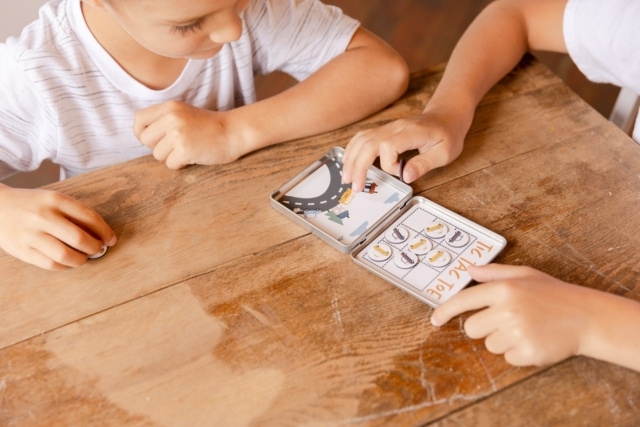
[351,197,506,307]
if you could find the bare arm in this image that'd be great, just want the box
[342,0,568,190]
[231,27,409,156]
[429,0,567,119]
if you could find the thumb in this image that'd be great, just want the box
[403,140,458,183]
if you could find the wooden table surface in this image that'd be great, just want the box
[2,55,640,426]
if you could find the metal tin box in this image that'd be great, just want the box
[270,147,506,307]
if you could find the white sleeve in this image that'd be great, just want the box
[0,43,58,180]
[563,0,640,93]
[245,0,360,81]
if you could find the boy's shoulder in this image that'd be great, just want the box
[3,0,91,93]
[243,0,355,25]
[238,0,359,79]
[5,0,71,60]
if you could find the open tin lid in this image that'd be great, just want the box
[270,147,413,253]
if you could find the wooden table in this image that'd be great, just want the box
[2,55,639,426]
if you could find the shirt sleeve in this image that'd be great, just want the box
[563,0,640,93]
[0,43,58,180]
[244,0,360,81]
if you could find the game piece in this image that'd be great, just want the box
[384,225,410,244]
[425,248,453,267]
[408,237,433,255]
[425,222,448,238]
[88,244,108,259]
[394,250,418,268]
[368,243,392,261]
[446,229,470,247]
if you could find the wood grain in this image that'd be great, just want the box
[1,57,639,426]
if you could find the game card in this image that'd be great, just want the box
[271,147,412,253]
[351,197,506,307]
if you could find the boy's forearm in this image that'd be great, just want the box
[229,28,409,156]
[427,0,567,116]
[579,291,640,372]
[427,2,530,116]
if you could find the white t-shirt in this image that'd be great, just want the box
[0,0,359,179]
[564,0,640,141]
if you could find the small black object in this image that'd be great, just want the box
[398,158,406,183]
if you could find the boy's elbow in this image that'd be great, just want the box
[375,49,409,104]
[388,52,410,98]
[348,28,409,101]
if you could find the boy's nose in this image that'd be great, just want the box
[208,13,243,44]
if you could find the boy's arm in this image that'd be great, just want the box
[231,26,409,157]
[430,0,567,119]
[342,0,568,191]
[134,27,409,170]
[431,264,640,372]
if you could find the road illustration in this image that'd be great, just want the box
[280,158,347,213]
[276,153,405,246]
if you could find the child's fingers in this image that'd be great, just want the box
[133,103,167,141]
[432,264,538,327]
[461,306,501,339]
[34,233,89,268]
[136,110,183,163]
[483,328,515,355]
[165,149,190,170]
[150,136,174,163]
[377,136,417,177]
[134,101,189,141]
[45,219,106,259]
[52,195,116,252]
[344,138,385,192]
[430,284,495,326]
[16,245,68,271]
[346,160,373,193]
[467,263,537,283]
[137,119,168,151]
[403,137,459,182]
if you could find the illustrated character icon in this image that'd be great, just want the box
[330,204,350,219]
[363,181,378,194]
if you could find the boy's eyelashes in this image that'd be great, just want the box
[171,17,206,35]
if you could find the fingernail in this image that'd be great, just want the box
[107,236,117,246]
[404,168,417,183]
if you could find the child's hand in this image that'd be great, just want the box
[341,107,469,192]
[134,101,243,170]
[0,185,116,270]
[431,264,595,367]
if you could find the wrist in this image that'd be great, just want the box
[223,106,275,160]
[422,98,474,139]
[576,289,640,370]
